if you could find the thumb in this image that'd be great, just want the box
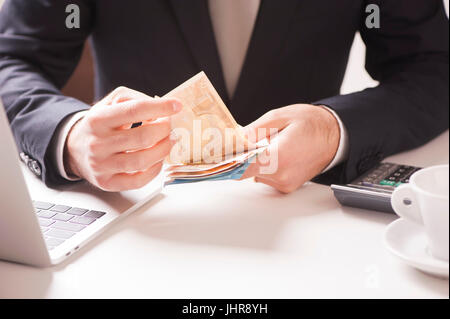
[244,109,288,144]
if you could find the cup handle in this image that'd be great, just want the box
[391,184,423,225]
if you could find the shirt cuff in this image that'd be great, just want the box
[320,106,349,173]
[53,111,88,181]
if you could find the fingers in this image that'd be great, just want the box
[101,161,164,192]
[240,162,260,180]
[240,122,303,193]
[99,86,152,105]
[69,87,180,192]
[244,108,289,143]
[239,145,275,179]
[101,137,173,174]
[92,97,182,130]
[240,158,280,182]
[254,176,295,194]
[107,119,172,153]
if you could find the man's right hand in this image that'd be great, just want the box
[64,86,182,191]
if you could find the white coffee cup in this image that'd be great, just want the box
[391,164,449,262]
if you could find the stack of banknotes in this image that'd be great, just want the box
[161,72,266,186]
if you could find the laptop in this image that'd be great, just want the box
[0,99,163,267]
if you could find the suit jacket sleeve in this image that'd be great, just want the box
[0,0,93,187]
[313,0,449,185]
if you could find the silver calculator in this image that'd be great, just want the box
[331,162,422,213]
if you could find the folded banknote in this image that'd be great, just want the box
[164,146,267,186]
[162,72,265,185]
[164,71,253,164]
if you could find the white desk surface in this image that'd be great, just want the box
[0,131,448,299]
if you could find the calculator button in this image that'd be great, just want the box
[380,180,396,186]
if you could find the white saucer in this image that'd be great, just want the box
[384,218,449,278]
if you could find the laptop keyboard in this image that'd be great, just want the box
[33,201,106,251]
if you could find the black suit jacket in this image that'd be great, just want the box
[0,0,448,187]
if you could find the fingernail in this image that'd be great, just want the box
[172,101,182,112]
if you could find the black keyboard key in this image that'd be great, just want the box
[67,207,89,216]
[33,201,54,210]
[50,205,71,213]
[85,210,106,219]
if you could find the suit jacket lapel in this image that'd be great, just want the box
[231,0,300,119]
[169,0,229,104]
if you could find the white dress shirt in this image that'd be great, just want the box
[54,0,348,180]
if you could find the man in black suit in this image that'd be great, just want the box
[0,0,448,193]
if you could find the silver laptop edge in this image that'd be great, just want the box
[0,99,162,267]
